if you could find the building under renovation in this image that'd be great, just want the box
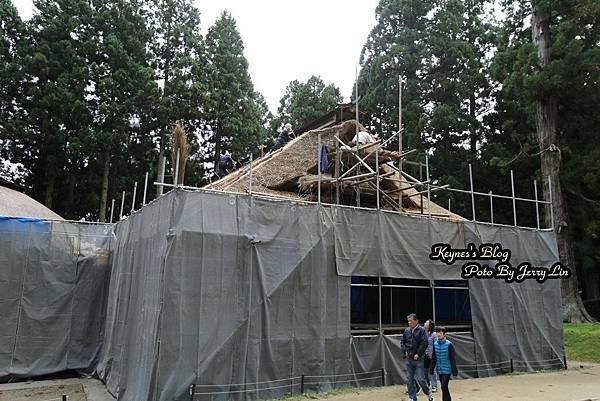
[0,119,564,401]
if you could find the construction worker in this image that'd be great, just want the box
[272,123,294,151]
[217,150,236,178]
[351,130,376,146]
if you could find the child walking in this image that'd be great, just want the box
[429,326,458,401]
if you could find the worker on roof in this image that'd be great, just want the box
[271,123,294,151]
[351,130,375,146]
[217,150,236,178]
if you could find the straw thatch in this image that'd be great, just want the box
[0,186,63,219]
[206,120,364,194]
[170,123,190,185]
[203,120,463,221]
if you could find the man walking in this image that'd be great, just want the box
[402,313,434,401]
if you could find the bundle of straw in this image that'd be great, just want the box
[170,123,190,185]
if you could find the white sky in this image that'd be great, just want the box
[12,0,379,113]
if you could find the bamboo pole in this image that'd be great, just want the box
[142,171,148,205]
[398,76,403,212]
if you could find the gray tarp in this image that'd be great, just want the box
[97,189,564,401]
[0,216,111,380]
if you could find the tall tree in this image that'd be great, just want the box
[0,0,27,171]
[424,0,497,212]
[147,0,205,195]
[493,0,599,320]
[11,0,96,212]
[274,75,342,130]
[204,11,267,175]
[357,0,434,150]
[90,0,158,221]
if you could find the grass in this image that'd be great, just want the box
[563,323,600,363]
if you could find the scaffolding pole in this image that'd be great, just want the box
[174,149,180,187]
[376,144,380,210]
[143,171,148,205]
[534,179,540,229]
[158,156,166,196]
[489,191,494,225]
[355,64,360,207]
[249,153,253,196]
[469,163,476,222]
[119,191,125,219]
[426,155,431,217]
[110,199,115,223]
[511,170,517,227]
[131,181,137,212]
[398,75,403,212]
[548,176,555,230]
[318,132,321,204]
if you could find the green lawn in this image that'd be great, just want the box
[564,323,600,363]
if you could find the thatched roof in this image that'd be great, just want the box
[0,185,63,220]
[204,120,464,221]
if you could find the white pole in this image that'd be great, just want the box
[318,132,321,204]
[249,153,253,196]
[110,198,115,223]
[131,182,137,212]
[469,164,476,222]
[143,171,148,205]
[398,76,403,212]
[119,191,125,219]
[355,64,360,207]
[548,176,555,230]
[376,144,380,210]
[426,155,431,218]
[511,170,517,227]
[534,180,540,229]
[174,149,180,187]
[158,156,166,196]
[489,191,494,225]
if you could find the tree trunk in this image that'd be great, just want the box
[44,170,55,210]
[469,93,477,153]
[67,171,76,217]
[99,154,110,222]
[531,6,593,322]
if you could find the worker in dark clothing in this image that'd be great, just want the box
[402,313,434,401]
[272,123,294,151]
[217,150,236,178]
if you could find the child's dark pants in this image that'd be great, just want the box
[439,374,452,401]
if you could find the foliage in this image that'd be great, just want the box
[203,11,268,171]
[273,75,342,132]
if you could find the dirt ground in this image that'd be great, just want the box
[0,383,86,401]
[1,364,599,401]
[317,364,600,401]
[0,378,111,401]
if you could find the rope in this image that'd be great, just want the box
[304,369,383,379]
[194,383,298,396]
[195,376,301,388]
[457,360,510,368]
[513,357,563,364]
[305,375,383,386]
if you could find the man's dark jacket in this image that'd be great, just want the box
[401,325,428,357]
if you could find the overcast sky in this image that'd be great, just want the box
[12,0,380,113]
